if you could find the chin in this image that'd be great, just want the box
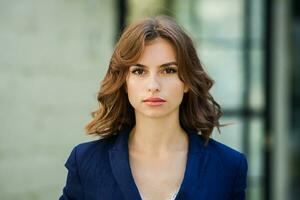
[139,110,176,119]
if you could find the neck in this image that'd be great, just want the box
[128,112,188,155]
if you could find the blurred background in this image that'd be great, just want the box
[0,0,299,199]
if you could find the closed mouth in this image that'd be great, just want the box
[143,98,166,102]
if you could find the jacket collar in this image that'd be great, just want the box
[108,127,209,200]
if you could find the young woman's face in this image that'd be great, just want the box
[125,37,188,118]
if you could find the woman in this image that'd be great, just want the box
[59,15,248,200]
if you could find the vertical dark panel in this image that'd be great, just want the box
[291,0,300,198]
[264,0,273,199]
[116,0,127,41]
[242,1,251,198]
[242,0,253,199]
[242,0,251,157]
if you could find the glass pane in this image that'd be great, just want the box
[198,44,244,109]
[250,48,265,110]
[211,116,244,152]
[249,0,265,111]
[247,117,264,200]
[174,0,243,40]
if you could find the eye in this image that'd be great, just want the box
[131,68,145,75]
[163,67,177,74]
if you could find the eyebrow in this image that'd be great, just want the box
[132,61,178,68]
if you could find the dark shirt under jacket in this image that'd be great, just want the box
[59,128,248,200]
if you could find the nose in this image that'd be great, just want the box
[147,74,161,92]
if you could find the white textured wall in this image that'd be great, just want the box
[0,0,115,199]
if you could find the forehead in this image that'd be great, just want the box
[136,37,177,66]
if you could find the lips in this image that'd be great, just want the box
[143,97,166,102]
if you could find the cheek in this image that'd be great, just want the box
[167,80,186,95]
[126,79,142,103]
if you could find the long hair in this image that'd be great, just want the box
[85,15,222,141]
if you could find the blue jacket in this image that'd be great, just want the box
[59,128,248,200]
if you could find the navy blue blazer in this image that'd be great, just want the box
[59,128,248,200]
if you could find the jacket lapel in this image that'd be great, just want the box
[175,129,210,199]
[109,128,142,200]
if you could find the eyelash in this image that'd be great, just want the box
[131,67,177,75]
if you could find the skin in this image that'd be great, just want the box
[125,37,189,199]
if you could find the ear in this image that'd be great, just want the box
[183,85,189,93]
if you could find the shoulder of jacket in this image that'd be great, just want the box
[72,135,118,162]
[206,138,247,170]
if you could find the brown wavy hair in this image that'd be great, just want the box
[85,15,222,141]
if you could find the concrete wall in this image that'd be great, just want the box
[0,0,115,199]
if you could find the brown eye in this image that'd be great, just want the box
[131,68,145,75]
[163,67,177,74]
